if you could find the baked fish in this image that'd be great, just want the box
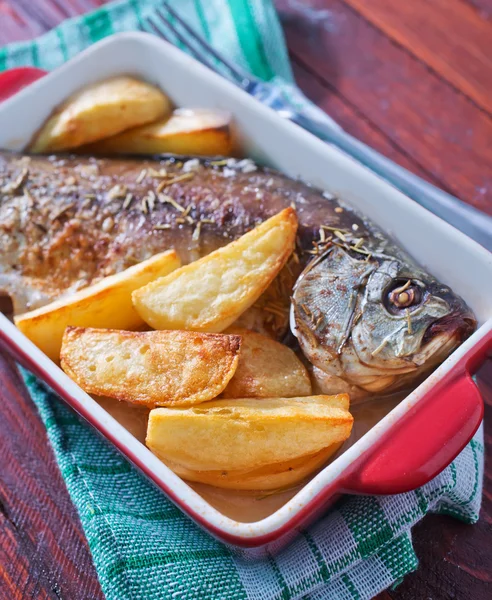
[0,152,475,397]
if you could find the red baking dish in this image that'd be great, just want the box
[0,33,490,554]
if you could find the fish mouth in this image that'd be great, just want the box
[413,310,477,368]
[419,282,477,353]
[421,311,476,349]
[347,312,476,396]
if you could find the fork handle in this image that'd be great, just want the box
[291,112,492,252]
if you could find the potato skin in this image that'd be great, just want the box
[82,108,236,157]
[60,327,242,407]
[29,76,171,152]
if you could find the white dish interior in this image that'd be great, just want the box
[0,32,491,540]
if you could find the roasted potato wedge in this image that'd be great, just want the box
[60,328,242,407]
[133,208,297,332]
[166,442,344,490]
[15,250,180,362]
[29,76,171,152]
[83,108,236,156]
[221,329,311,398]
[146,395,353,474]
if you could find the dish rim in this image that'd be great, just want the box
[0,31,490,546]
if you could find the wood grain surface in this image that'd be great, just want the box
[0,349,104,600]
[0,1,491,599]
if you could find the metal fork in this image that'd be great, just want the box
[144,3,492,252]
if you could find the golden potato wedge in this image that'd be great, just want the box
[60,328,242,407]
[15,250,180,362]
[146,394,353,472]
[133,208,297,332]
[221,328,311,398]
[164,387,351,490]
[83,108,236,157]
[166,442,343,490]
[29,76,171,152]
[293,393,350,411]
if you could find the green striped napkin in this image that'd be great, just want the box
[2,2,483,599]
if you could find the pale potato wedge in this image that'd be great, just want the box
[146,394,353,472]
[153,392,350,490]
[221,328,311,398]
[29,76,171,152]
[15,250,180,362]
[133,208,297,332]
[60,328,242,407]
[83,108,236,157]
[166,442,344,490]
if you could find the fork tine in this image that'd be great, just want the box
[159,2,253,83]
[147,12,220,74]
[143,16,173,44]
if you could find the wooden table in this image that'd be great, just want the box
[0,1,491,598]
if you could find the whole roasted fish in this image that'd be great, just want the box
[0,152,475,397]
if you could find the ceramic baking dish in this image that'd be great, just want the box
[0,32,491,554]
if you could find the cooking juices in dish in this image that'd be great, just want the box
[96,390,404,522]
[0,76,476,495]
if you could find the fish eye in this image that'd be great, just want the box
[384,279,422,314]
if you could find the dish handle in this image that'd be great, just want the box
[0,67,48,102]
[342,329,491,495]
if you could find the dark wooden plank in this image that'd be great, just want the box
[275,0,492,214]
[384,516,492,599]
[0,0,108,44]
[0,350,104,600]
[11,0,67,30]
[342,0,492,115]
[464,0,492,18]
[0,1,46,44]
[291,58,455,194]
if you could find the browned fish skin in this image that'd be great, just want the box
[0,152,365,314]
[1,152,476,397]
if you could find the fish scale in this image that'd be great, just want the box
[0,151,475,396]
[0,152,363,312]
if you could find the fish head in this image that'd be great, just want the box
[292,245,476,395]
